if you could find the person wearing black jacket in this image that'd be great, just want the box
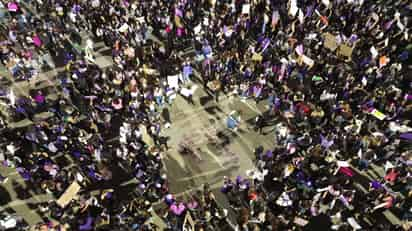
[255,114,265,134]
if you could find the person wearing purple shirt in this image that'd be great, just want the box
[182,60,192,83]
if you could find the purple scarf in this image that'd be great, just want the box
[79,217,93,231]
[34,94,45,104]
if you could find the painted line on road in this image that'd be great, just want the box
[160,154,168,172]
[204,148,224,168]
[240,99,262,115]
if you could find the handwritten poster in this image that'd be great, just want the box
[57,181,81,207]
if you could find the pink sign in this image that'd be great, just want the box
[8,2,19,12]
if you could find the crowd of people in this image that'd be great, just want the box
[0,0,411,230]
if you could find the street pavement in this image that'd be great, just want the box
[0,15,404,229]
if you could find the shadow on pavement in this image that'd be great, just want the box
[0,185,12,206]
[199,95,213,106]
[11,180,32,200]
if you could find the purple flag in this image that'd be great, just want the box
[175,8,183,17]
[399,133,412,140]
[261,38,271,52]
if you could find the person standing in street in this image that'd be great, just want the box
[255,114,265,134]
[207,77,221,102]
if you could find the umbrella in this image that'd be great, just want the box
[170,202,186,215]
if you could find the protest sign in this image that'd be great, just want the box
[194,24,202,35]
[337,160,350,167]
[180,87,192,97]
[57,181,81,207]
[347,217,362,230]
[370,46,378,58]
[118,23,129,33]
[323,33,338,51]
[8,2,19,12]
[136,17,145,24]
[301,55,314,67]
[289,0,298,17]
[298,9,304,24]
[167,75,179,89]
[294,217,309,226]
[242,4,250,14]
[322,0,331,8]
[337,44,353,58]
[252,53,263,62]
[370,108,386,120]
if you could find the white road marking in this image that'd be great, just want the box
[240,99,262,115]
[204,148,224,168]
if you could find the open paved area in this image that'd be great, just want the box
[0,62,276,226]
[0,1,410,230]
[0,51,404,228]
